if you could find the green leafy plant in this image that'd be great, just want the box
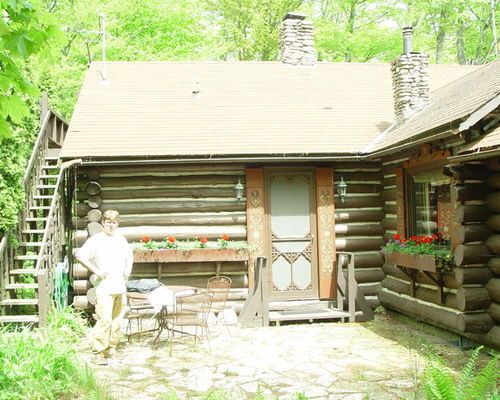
[380,233,454,270]
[134,236,248,251]
[423,346,499,400]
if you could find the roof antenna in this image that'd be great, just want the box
[98,13,110,85]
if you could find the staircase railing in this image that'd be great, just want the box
[336,251,374,322]
[36,159,81,326]
[238,257,269,327]
[0,109,69,323]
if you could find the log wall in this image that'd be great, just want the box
[380,148,498,348]
[71,164,249,310]
[332,161,384,308]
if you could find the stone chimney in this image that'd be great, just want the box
[391,27,430,121]
[279,13,316,66]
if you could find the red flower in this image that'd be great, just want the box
[221,234,230,241]
[431,234,438,239]
[141,236,152,243]
[199,237,208,244]
[401,238,408,243]
[410,236,417,241]
[394,233,402,240]
[423,237,432,244]
[167,237,176,243]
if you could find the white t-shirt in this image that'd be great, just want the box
[76,231,133,295]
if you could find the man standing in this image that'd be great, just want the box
[76,210,133,365]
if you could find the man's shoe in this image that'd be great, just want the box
[91,354,108,365]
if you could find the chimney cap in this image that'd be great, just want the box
[283,12,306,21]
[402,26,413,54]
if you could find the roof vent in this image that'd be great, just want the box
[402,27,413,54]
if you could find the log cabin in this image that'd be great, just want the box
[1,13,499,348]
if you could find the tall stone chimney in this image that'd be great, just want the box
[391,27,430,121]
[279,13,316,66]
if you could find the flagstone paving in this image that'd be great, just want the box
[77,311,484,400]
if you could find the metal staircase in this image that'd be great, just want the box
[0,105,76,326]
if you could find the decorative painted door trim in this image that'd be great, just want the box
[316,167,337,299]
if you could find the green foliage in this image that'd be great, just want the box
[423,346,499,400]
[0,0,61,140]
[0,306,111,400]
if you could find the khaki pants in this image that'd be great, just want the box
[92,292,126,355]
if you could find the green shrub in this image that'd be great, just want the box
[0,306,110,400]
[423,346,499,400]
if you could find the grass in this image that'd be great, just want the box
[0,306,112,400]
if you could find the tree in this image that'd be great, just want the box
[0,0,60,139]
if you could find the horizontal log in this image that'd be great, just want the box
[454,244,492,266]
[84,181,102,195]
[457,287,492,311]
[487,214,500,232]
[72,295,91,310]
[382,218,397,230]
[383,264,455,288]
[358,282,380,296]
[487,302,500,322]
[380,188,397,202]
[453,267,493,286]
[456,313,494,334]
[352,252,384,268]
[486,157,500,172]
[75,213,246,229]
[335,209,383,223]
[486,325,500,349]
[487,173,500,189]
[74,226,246,245]
[72,280,91,294]
[455,224,492,244]
[79,175,238,189]
[87,288,96,305]
[78,164,245,176]
[333,171,382,182]
[486,234,500,255]
[486,191,500,213]
[454,205,491,224]
[334,196,383,209]
[77,187,236,201]
[486,278,500,302]
[88,195,102,209]
[87,222,103,236]
[384,203,397,214]
[86,169,100,180]
[332,183,382,194]
[451,184,493,202]
[132,261,247,276]
[380,288,461,333]
[488,257,500,275]
[77,200,245,216]
[443,164,490,180]
[87,209,102,223]
[335,237,385,252]
[334,223,384,236]
[349,268,385,284]
[382,176,397,187]
[72,263,90,279]
[89,274,98,286]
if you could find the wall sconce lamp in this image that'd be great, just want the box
[234,178,245,203]
[337,176,348,203]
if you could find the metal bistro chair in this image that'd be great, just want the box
[207,275,232,329]
[154,289,214,350]
[125,292,157,340]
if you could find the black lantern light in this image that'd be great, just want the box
[234,178,245,203]
[337,176,348,203]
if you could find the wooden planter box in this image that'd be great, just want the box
[134,248,249,263]
[385,252,437,273]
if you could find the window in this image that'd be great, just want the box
[405,168,451,238]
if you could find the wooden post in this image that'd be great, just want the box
[395,168,406,236]
[316,167,336,299]
[37,269,49,327]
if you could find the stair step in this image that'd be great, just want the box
[269,308,350,323]
[26,217,48,222]
[0,315,39,323]
[0,299,39,306]
[14,255,40,261]
[44,155,59,160]
[19,242,43,247]
[6,283,38,290]
[40,175,57,179]
[29,206,51,210]
[36,185,57,189]
[33,195,53,199]
[22,229,45,234]
[42,165,58,170]
[9,268,37,275]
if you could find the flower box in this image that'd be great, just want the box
[385,252,437,273]
[134,248,249,263]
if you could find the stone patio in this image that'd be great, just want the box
[77,311,484,400]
